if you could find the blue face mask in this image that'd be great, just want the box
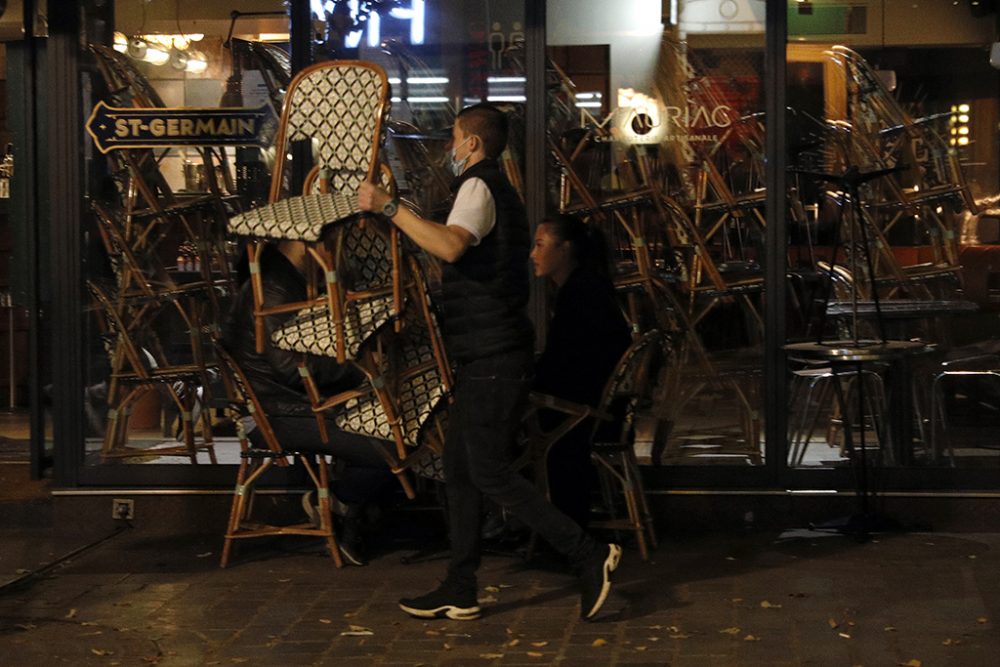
[447,136,472,176]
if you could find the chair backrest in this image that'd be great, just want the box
[269,60,390,201]
[592,329,673,445]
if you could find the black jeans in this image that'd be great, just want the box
[444,347,597,589]
[249,414,392,505]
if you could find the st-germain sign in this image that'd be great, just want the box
[86,101,275,154]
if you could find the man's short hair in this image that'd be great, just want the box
[456,103,508,159]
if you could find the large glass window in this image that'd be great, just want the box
[546,0,768,467]
[79,1,527,472]
[783,1,1000,473]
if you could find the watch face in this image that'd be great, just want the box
[382,200,398,217]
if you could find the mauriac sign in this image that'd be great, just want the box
[86,101,275,153]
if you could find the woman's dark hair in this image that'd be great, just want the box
[540,214,612,277]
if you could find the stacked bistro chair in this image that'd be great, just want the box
[215,342,343,568]
[225,60,399,358]
[87,45,239,462]
[226,60,453,499]
[87,279,218,463]
[296,265,453,498]
[588,330,674,561]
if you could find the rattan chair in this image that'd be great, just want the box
[588,330,673,561]
[215,342,344,569]
[226,60,396,360]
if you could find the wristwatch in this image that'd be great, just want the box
[381,197,399,218]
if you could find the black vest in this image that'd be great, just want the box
[438,159,534,364]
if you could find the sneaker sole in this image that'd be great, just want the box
[583,544,622,620]
[398,602,482,621]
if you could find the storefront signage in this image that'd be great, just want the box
[85,101,275,154]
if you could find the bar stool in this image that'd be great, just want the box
[787,360,887,466]
[929,353,1000,465]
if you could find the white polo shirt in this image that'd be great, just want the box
[446,177,496,246]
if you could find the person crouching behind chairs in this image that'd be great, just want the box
[358,103,621,621]
[223,240,394,566]
[531,214,631,529]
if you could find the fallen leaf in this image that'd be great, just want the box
[669,633,691,639]
[318,619,332,625]
[828,618,839,629]
[943,638,962,646]
[479,654,504,660]
[884,626,897,632]
[743,634,761,642]
[65,609,77,619]
[424,630,440,636]
[196,552,213,558]
[478,595,498,604]
[838,632,852,639]
[446,633,471,638]
[900,660,922,667]
[969,555,977,559]
[91,649,113,656]
[760,600,782,609]
[730,598,743,604]
[80,622,98,627]
[592,638,608,647]
[340,624,374,637]
[667,625,681,633]
[530,641,548,647]
[719,627,741,635]
[527,651,544,658]
[442,643,451,650]
[506,639,520,647]
[977,617,988,624]
[484,586,501,593]
[15,568,29,574]
[277,578,291,583]
[725,556,736,561]
[635,646,647,651]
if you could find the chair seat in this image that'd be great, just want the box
[228,192,362,242]
[336,367,447,448]
[271,294,395,359]
[111,363,216,384]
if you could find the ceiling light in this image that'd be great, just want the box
[185,52,208,74]
[142,45,170,66]
[126,36,148,59]
[169,48,189,70]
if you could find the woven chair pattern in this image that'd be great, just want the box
[227,192,360,241]
[286,64,386,193]
[271,294,396,359]
[341,220,394,289]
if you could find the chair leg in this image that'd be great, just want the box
[625,448,657,550]
[308,456,344,568]
[221,456,254,568]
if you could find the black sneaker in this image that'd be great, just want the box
[579,543,622,620]
[398,581,481,620]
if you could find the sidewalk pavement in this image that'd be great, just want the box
[3,501,1000,667]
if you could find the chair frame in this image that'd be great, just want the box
[215,342,344,569]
